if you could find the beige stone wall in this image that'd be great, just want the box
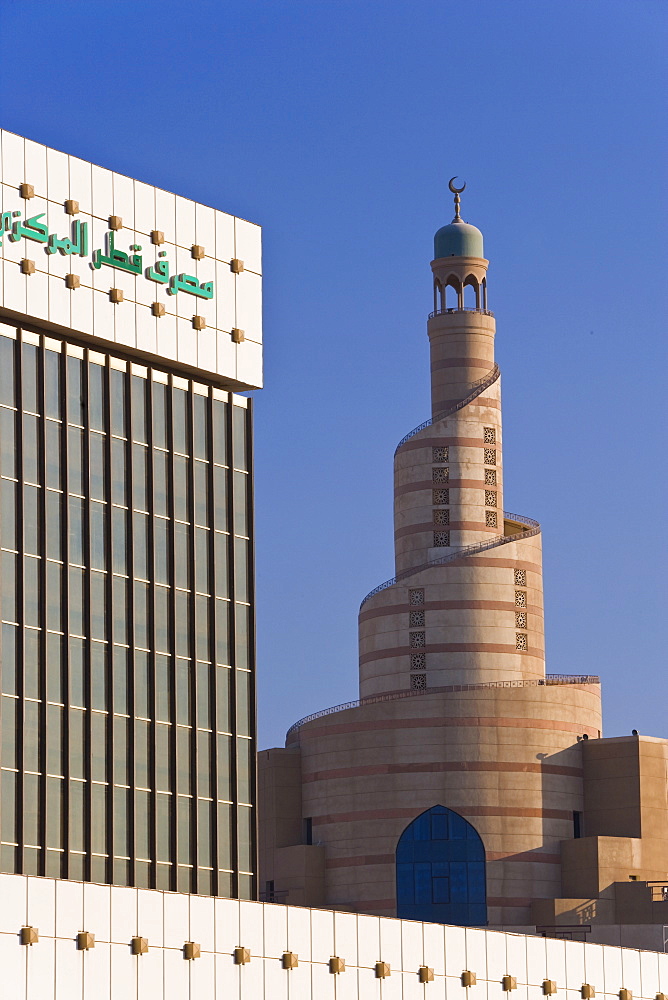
[359,530,545,696]
[287,681,601,925]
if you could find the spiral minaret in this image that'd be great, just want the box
[360,182,544,696]
[261,187,603,928]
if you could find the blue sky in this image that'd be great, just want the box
[1,0,666,749]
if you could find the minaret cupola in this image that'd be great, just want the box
[431,178,489,313]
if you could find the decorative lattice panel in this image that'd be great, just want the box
[485,490,497,507]
[410,673,427,690]
[433,531,450,547]
[515,591,527,608]
[432,467,449,483]
[485,468,497,485]
[409,611,425,627]
[483,427,496,444]
[514,569,526,586]
[515,612,527,629]
[484,448,496,465]
[432,446,449,463]
[410,653,426,670]
[410,631,426,648]
[409,589,424,605]
[486,510,497,527]
[516,633,528,651]
[432,489,450,505]
[434,509,450,525]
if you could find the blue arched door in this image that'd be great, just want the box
[396,805,487,925]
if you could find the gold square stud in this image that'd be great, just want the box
[192,315,206,330]
[503,977,517,992]
[329,957,345,975]
[109,288,123,303]
[462,971,477,987]
[231,327,245,343]
[282,951,298,970]
[66,274,81,289]
[151,302,166,318]
[77,931,95,951]
[234,946,251,965]
[420,967,435,984]
[582,986,595,998]
[20,259,36,275]
[151,230,165,245]
[20,926,39,946]
[230,258,244,273]
[65,200,79,215]
[375,962,391,979]
[191,244,205,260]
[131,936,149,955]
[543,981,557,995]
[109,216,122,231]
[184,941,201,961]
[20,183,35,199]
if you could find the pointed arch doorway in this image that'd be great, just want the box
[396,805,487,925]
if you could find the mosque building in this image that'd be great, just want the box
[258,182,668,948]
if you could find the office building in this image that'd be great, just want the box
[0,128,262,899]
[259,185,668,946]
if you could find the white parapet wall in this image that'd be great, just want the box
[0,873,666,998]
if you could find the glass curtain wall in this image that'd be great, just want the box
[0,321,255,899]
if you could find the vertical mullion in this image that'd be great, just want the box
[103,358,114,881]
[206,390,218,896]
[15,332,25,873]
[246,400,258,896]
[125,366,136,887]
[187,384,198,890]
[37,337,47,876]
[59,345,71,877]
[166,376,177,893]
[145,373,156,889]
[228,399,239,900]
[80,351,94,882]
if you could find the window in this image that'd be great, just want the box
[396,806,487,926]
[0,328,255,898]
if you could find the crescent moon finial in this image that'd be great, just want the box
[448,177,466,221]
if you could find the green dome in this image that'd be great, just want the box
[434,220,484,259]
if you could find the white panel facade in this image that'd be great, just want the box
[0,873,666,1000]
[0,130,262,389]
